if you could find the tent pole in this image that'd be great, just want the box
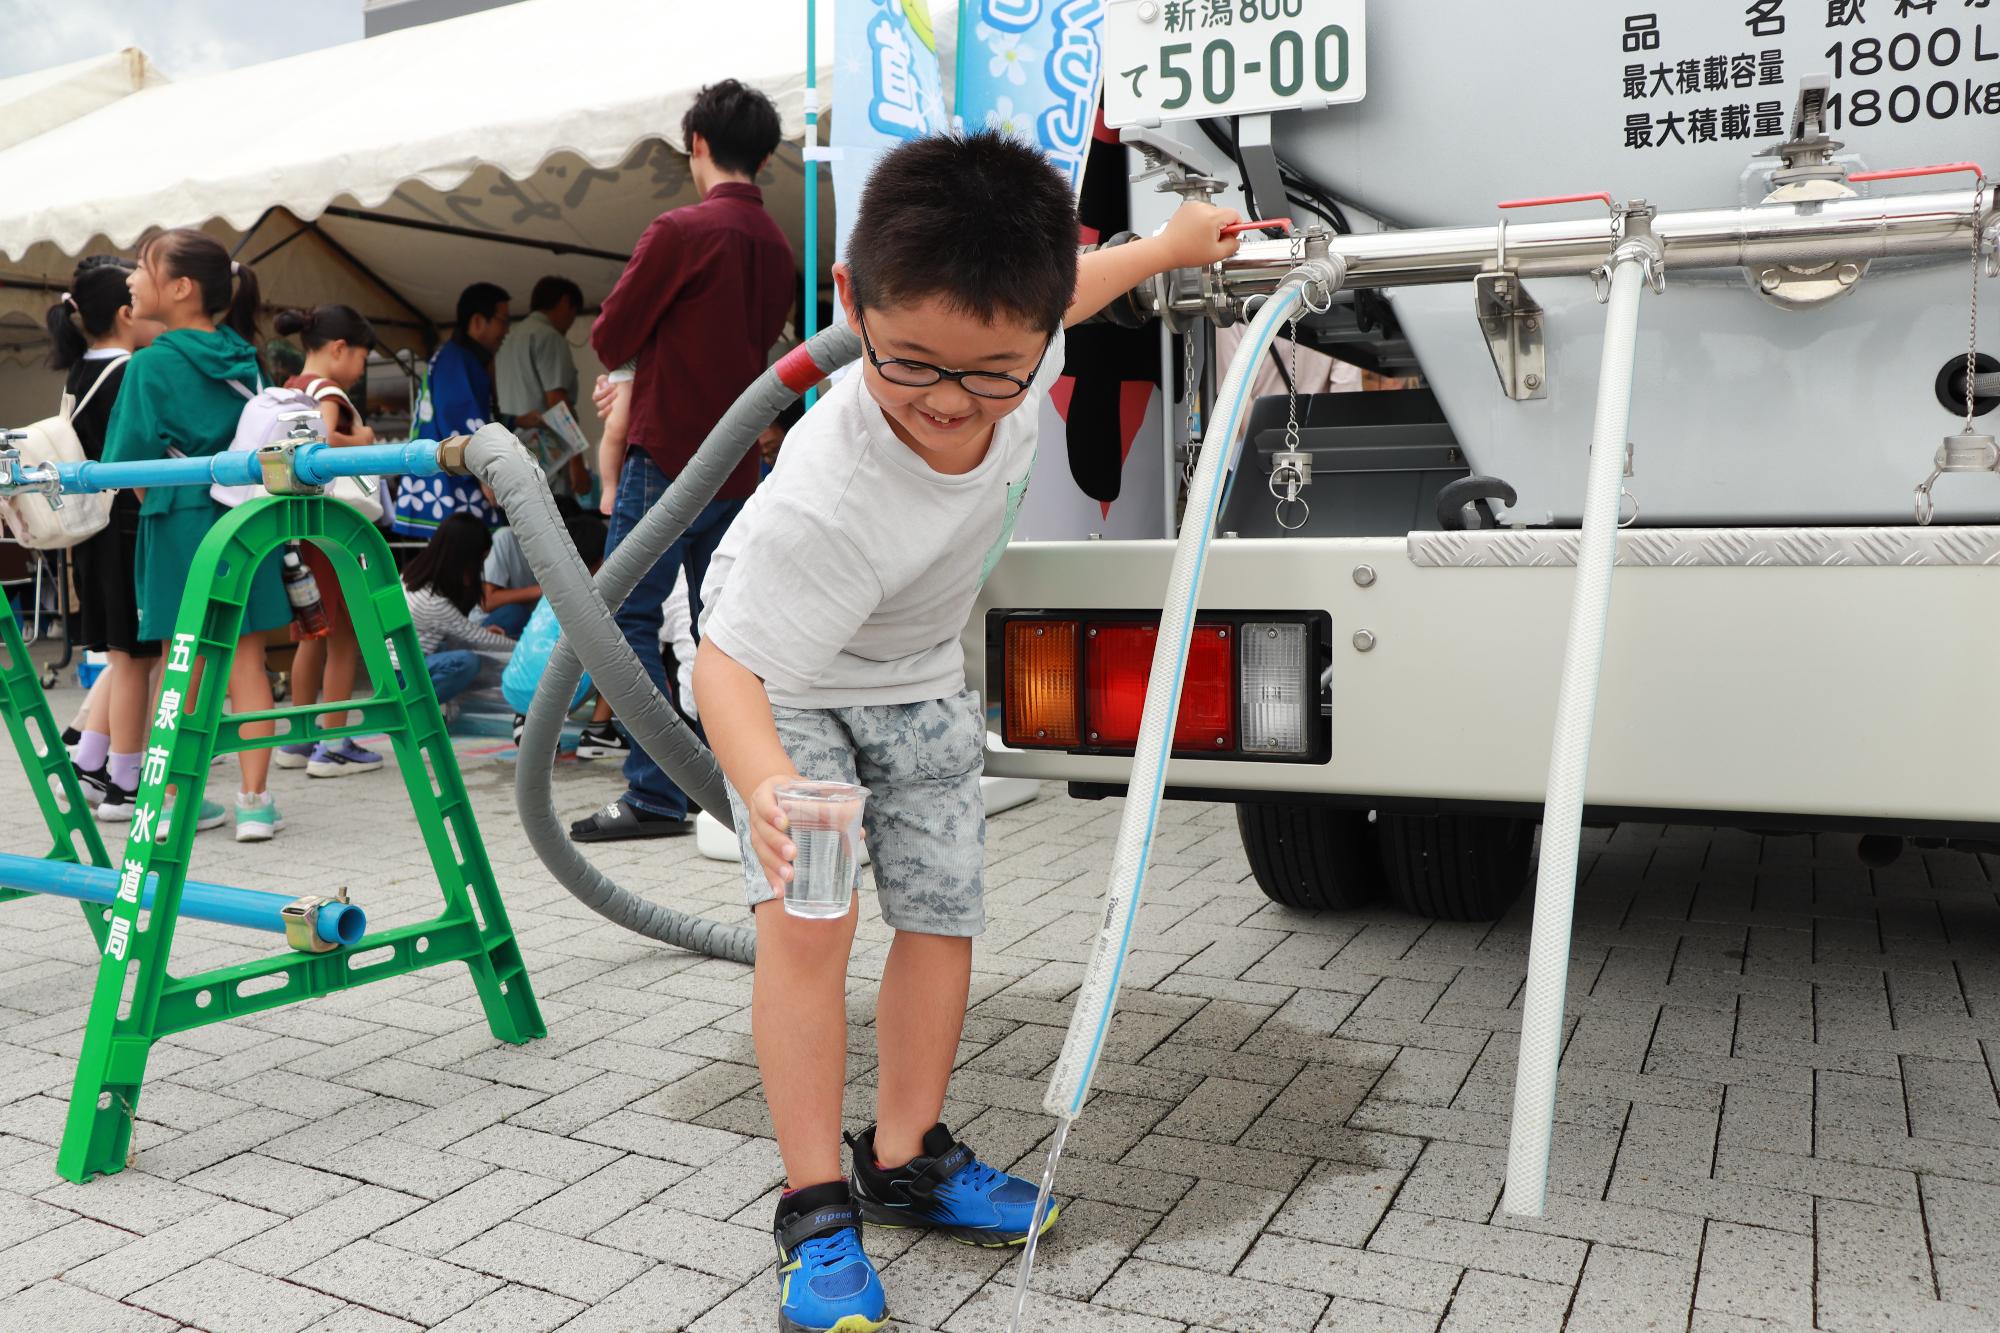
[804,0,820,409]
[229,207,277,259]
[245,223,315,268]
[302,220,439,355]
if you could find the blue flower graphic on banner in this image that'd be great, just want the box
[837,0,948,148]
[955,0,1106,192]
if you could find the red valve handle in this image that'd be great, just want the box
[1497,192,1614,211]
[1849,162,1985,184]
[1220,218,1296,237]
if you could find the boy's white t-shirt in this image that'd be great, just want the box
[701,328,1063,710]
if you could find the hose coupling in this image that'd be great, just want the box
[1591,202,1665,300]
[1913,426,2000,524]
[254,442,327,497]
[434,435,472,475]
[1288,254,1345,312]
[281,887,351,953]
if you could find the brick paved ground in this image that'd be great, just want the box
[2,665,1999,1331]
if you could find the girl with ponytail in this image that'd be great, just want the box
[46,256,163,821]
[269,304,385,779]
[101,228,290,842]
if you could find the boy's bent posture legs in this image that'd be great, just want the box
[753,895,861,1190]
[756,902,889,1333]
[872,930,971,1168]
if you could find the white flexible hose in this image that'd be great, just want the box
[1502,249,1652,1217]
[1043,271,1330,1119]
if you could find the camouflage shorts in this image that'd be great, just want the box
[727,688,987,936]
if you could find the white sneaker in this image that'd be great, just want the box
[234,792,285,842]
[273,743,315,770]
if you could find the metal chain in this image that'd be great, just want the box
[1284,314,1302,453]
[1969,177,1986,432]
[1181,332,1199,494]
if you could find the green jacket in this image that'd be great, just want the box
[103,327,262,516]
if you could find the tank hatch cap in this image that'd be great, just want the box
[1761,75,1847,188]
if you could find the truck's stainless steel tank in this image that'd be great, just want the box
[1268,2,1998,524]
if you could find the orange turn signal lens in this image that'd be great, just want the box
[1002,620,1079,747]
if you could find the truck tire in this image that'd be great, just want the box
[1377,813,1533,921]
[1236,803,1382,911]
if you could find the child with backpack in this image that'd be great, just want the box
[266,304,387,780]
[101,229,290,842]
[45,256,163,822]
[402,513,515,710]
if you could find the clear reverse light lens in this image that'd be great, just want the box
[1239,622,1308,755]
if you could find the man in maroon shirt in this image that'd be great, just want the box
[574,79,796,841]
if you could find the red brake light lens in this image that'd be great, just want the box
[1083,623,1236,752]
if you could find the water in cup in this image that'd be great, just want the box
[776,780,868,919]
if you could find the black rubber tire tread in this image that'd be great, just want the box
[1236,802,1382,911]
[1377,812,1534,921]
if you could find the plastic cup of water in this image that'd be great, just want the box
[775,780,868,920]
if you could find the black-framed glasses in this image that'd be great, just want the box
[855,313,1051,401]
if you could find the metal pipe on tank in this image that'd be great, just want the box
[1184,189,1985,315]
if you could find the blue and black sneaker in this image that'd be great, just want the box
[773,1180,888,1333]
[847,1122,1060,1248]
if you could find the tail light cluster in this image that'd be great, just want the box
[992,611,1328,763]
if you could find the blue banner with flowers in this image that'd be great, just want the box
[830,0,949,282]
[833,0,950,150]
[954,0,1106,193]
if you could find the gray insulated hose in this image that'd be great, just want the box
[463,326,861,964]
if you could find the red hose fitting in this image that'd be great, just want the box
[1849,162,1985,184]
[1220,218,1296,237]
[1497,192,1615,211]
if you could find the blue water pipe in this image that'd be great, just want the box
[0,851,365,946]
[14,439,448,497]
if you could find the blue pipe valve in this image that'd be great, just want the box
[281,888,362,953]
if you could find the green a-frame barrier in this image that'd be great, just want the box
[1,495,543,1182]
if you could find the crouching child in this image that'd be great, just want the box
[693,130,1240,1333]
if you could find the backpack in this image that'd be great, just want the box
[500,597,594,716]
[211,379,384,521]
[0,356,125,550]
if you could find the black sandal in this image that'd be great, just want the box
[569,798,692,842]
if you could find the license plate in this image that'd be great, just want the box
[1102,0,1366,128]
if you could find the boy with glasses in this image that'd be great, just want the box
[693,131,1238,1333]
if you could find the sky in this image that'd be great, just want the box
[0,0,362,81]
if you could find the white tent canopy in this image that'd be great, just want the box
[0,0,882,375]
[0,0,838,259]
[0,47,164,154]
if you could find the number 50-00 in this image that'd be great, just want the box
[1159,24,1350,110]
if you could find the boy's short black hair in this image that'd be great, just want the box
[530,276,584,313]
[847,131,1077,332]
[456,281,510,328]
[682,79,782,177]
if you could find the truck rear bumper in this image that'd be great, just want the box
[969,530,2000,827]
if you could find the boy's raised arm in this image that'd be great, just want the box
[693,638,801,891]
[1064,200,1244,327]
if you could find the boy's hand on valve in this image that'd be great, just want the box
[1160,201,1244,269]
[749,773,799,893]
